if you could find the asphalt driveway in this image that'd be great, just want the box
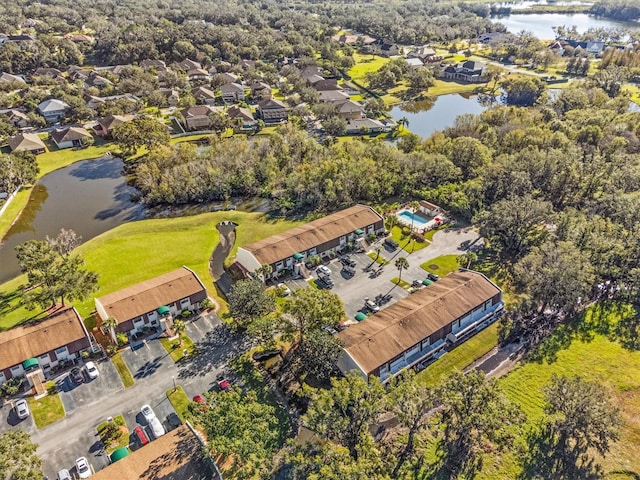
[121,338,171,381]
[58,359,124,414]
[0,398,37,435]
[123,392,178,444]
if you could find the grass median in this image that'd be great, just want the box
[420,254,459,278]
[160,335,196,363]
[111,352,135,388]
[97,414,129,454]
[29,393,65,429]
[166,386,191,421]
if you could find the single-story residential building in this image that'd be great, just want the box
[7,132,46,154]
[318,89,350,104]
[96,114,129,137]
[441,61,488,83]
[220,82,245,102]
[405,57,424,69]
[227,105,256,130]
[177,59,202,71]
[368,38,399,57]
[91,425,218,480]
[4,109,30,128]
[0,307,93,386]
[192,86,217,105]
[257,98,288,124]
[236,204,384,278]
[37,98,70,123]
[180,105,214,131]
[50,126,92,149]
[94,267,208,339]
[0,72,26,84]
[337,270,504,381]
[344,118,385,135]
[336,100,363,120]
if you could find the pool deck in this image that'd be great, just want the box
[396,208,437,232]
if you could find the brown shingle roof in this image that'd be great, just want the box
[91,425,215,480]
[0,307,89,372]
[241,205,382,266]
[338,270,501,375]
[7,133,46,152]
[98,114,129,132]
[50,127,92,144]
[181,105,213,118]
[95,267,206,323]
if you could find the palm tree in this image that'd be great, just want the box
[395,257,409,284]
[255,264,273,283]
[173,319,187,346]
[102,317,118,344]
[398,116,410,129]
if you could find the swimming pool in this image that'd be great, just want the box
[396,209,432,229]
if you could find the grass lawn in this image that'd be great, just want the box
[111,352,135,388]
[423,224,453,242]
[348,53,391,84]
[0,211,303,330]
[166,386,191,421]
[428,79,487,96]
[29,393,65,428]
[390,277,411,290]
[389,226,429,253]
[169,133,213,145]
[420,254,459,277]
[160,335,196,362]
[0,187,32,239]
[38,138,113,178]
[367,251,389,266]
[97,414,129,454]
[416,322,499,387]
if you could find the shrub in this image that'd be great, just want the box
[181,310,191,318]
[201,298,213,310]
[116,332,129,346]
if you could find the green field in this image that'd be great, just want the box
[420,254,459,277]
[0,211,302,330]
[389,225,429,253]
[348,53,391,84]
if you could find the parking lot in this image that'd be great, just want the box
[58,358,124,414]
[0,398,37,435]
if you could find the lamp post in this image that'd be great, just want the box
[172,376,176,392]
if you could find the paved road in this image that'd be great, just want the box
[32,312,249,478]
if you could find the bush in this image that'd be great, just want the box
[181,310,191,318]
[106,344,118,355]
[116,332,129,346]
[201,298,213,310]
[1,378,23,397]
[81,350,90,359]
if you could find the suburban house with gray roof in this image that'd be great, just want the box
[37,98,70,122]
[192,86,217,105]
[0,307,93,387]
[94,267,208,340]
[236,205,384,278]
[257,98,288,124]
[7,132,46,154]
[441,61,488,83]
[180,105,215,131]
[220,82,245,102]
[337,270,504,381]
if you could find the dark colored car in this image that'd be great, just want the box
[166,413,182,431]
[427,272,441,282]
[340,256,356,267]
[70,367,84,385]
[384,238,399,249]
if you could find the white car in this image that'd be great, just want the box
[75,457,92,478]
[277,283,291,296]
[141,404,156,424]
[148,416,165,439]
[85,361,99,380]
[316,265,331,276]
[15,399,29,420]
[57,469,72,480]
[365,299,380,313]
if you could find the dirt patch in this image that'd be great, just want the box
[428,264,439,270]
[209,221,237,281]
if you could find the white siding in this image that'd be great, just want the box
[236,247,262,273]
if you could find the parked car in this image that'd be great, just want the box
[141,404,156,424]
[216,378,232,392]
[212,205,223,212]
[384,238,399,249]
[427,272,441,282]
[321,325,338,335]
[57,469,72,480]
[411,280,423,288]
[340,256,356,267]
[342,264,356,276]
[148,416,165,439]
[75,457,92,479]
[70,367,84,385]
[166,412,182,431]
[15,399,29,419]
[276,282,291,296]
[316,265,331,276]
[134,425,149,446]
[318,274,334,288]
[85,361,99,380]
[365,299,380,313]
[193,394,206,404]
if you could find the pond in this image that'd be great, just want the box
[492,12,640,39]
[390,94,491,139]
[0,156,146,284]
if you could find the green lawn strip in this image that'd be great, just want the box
[97,414,129,454]
[390,277,411,290]
[367,252,389,266]
[390,226,429,253]
[169,133,212,145]
[420,254,459,277]
[0,187,33,239]
[427,79,487,97]
[0,211,303,329]
[29,393,65,429]
[38,139,113,177]
[160,335,196,363]
[416,322,499,388]
[230,355,290,444]
[166,386,191,421]
[112,352,135,388]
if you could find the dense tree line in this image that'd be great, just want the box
[590,0,640,22]
[0,152,38,194]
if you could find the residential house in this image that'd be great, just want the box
[313,79,341,91]
[332,34,359,45]
[369,38,399,57]
[37,99,70,123]
[586,41,605,56]
[7,133,46,154]
[4,109,30,128]
[405,58,424,70]
[5,34,35,43]
[305,74,325,86]
[408,46,437,63]
[549,41,565,56]
[227,105,256,131]
[441,61,488,83]
[180,105,215,131]
[336,100,363,120]
[337,270,505,381]
[50,126,92,149]
[85,72,113,88]
[257,98,288,124]
[192,86,217,105]
[344,118,385,135]
[90,425,218,480]
[299,66,323,83]
[187,68,210,82]
[63,33,94,43]
[220,82,245,102]
[251,82,272,100]
[217,72,239,84]
[177,59,202,71]
[318,89,350,104]
[95,267,208,340]
[33,67,65,83]
[0,307,93,387]
[158,88,180,106]
[85,93,140,111]
[96,114,129,137]
[237,205,384,278]
[240,59,256,70]
[0,72,26,84]
[140,59,167,71]
[69,69,89,84]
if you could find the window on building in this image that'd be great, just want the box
[276,261,284,270]
[421,338,431,350]
[180,298,190,307]
[55,347,67,355]
[308,247,317,256]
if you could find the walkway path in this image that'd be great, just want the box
[209,221,237,295]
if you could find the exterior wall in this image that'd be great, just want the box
[183,117,211,130]
[54,139,76,149]
[236,247,262,274]
[337,352,367,379]
[339,110,363,120]
[41,111,66,123]
[221,91,245,102]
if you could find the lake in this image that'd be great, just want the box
[0,156,145,284]
[493,12,640,39]
[390,94,491,139]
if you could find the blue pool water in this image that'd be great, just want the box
[397,210,430,228]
